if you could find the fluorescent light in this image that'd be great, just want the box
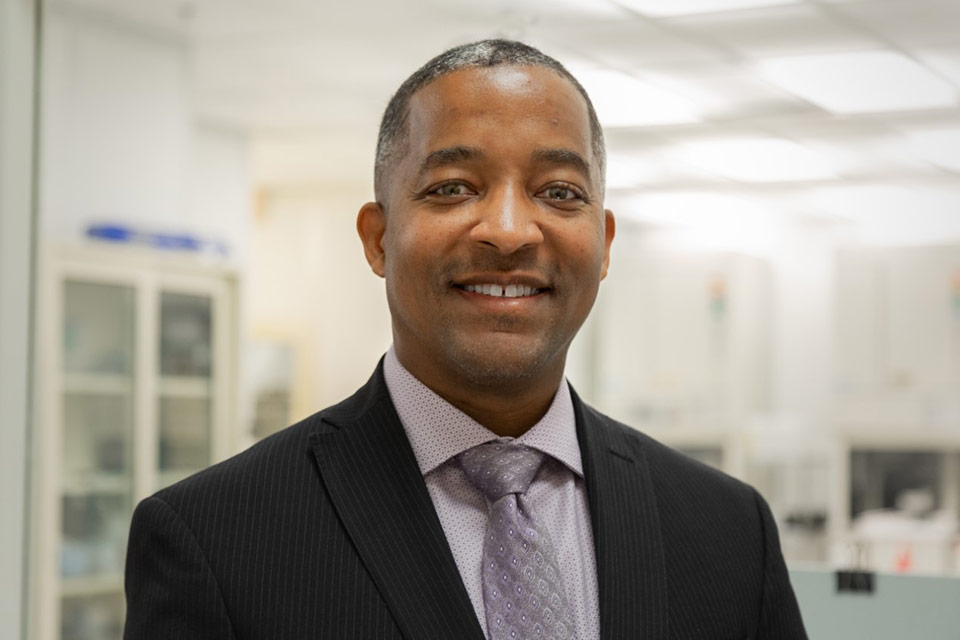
[805,184,960,244]
[617,0,798,17]
[573,68,700,127]
[907,128,960,173]
[808,184,959,219]
[672,138,837,182]
[615,190,785,254]
[758,51,957,114]
[620,191,771,227]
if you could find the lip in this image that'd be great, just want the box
[454,286,548,307]
[452,272,551,290]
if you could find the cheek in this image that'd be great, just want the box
[563,224,607,269]
[392,221,461,269]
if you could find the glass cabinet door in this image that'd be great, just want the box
[60,280,135,639]
[157,291,213,489]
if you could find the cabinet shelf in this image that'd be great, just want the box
[60,574,124,598]
[63,374,132,395]
[60,473,130,496]
[837,425,960,450]
[157,468,203,489]
[35,245,237,640]
[158,375,211,398]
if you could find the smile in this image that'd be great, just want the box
[461,284,543,298]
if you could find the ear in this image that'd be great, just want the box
[357,201,387,278]
[600,208,615,280]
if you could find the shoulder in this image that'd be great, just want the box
[152,367,388,513]
[580,402,763,525]
[150,410,327,516]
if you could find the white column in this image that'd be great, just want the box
[0,0,38,638]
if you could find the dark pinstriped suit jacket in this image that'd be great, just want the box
[123,361,807,639]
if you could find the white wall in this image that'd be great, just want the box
[248,183,391,420]
[40,6,250,262]
[0,0,37,637]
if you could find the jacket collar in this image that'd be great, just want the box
[573,386,669,639]
[310,361,486,640]
[311,362,667,639]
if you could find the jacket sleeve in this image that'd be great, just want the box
[753,489,808,639]
[123,496,237,639]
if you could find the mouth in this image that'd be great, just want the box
[456,283,546,298]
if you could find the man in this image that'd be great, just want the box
[124,40,807,639]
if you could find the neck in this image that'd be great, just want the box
[393,347,565,438]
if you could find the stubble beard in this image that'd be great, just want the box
[440,319,572,390]
[389,254,589,391]
[432,259,576,391]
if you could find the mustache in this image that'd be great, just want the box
[439,254,554,281]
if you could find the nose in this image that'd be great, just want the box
[469,184,544,254]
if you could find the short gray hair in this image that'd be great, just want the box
[374,39,606,205]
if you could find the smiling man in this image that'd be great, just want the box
[123,40,807,640]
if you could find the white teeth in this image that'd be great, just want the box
[463,284,541,298]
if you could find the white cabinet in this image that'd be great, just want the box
[592,247,769,475]
[31,244,238,640]
[831,245,960,575]
[835,245,960,424]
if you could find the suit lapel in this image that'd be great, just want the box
[573,387,669,639]
[310,366,485,640]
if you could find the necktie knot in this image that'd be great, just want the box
[458,442,544,502]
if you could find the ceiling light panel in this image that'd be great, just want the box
[671,138,837,182]
[640,70,810,120]
[908,128,960,173]
[804,184,960,245]
[616,0,799,18]
[797,135,933,178]
[624,191,768,224]
[757,51,958,114]
[613,190,789,254]
[572,68,701,127]
[605,151,723,189]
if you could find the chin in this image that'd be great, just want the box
[445,335,564,388]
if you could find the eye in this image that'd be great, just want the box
[428,182,475,198]
[537,183,586,203]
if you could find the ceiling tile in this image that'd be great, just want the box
[798,132,939,178]
[831,0,960,48]
[422,0,630,20]
[663,4,881,58]
[640,68,815,120]
[915,46,960,87]
[525,19,724,67]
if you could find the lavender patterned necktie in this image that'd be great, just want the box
[458,442,577,640]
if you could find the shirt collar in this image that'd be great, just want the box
[383,346,583,478]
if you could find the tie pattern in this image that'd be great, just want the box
[458,442,577,640]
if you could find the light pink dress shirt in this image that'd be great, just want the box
[383,347,601,639]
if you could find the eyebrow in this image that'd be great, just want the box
[415,145,592,181]
[531,148,591,180]
[418,146,485,176]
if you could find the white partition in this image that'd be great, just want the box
[0,0,38,638]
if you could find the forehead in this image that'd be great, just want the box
[403,65,594,164]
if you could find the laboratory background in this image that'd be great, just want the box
[2,0,960,638]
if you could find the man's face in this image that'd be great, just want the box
[359,65,615,389]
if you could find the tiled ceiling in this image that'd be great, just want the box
[50,0,960,234]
